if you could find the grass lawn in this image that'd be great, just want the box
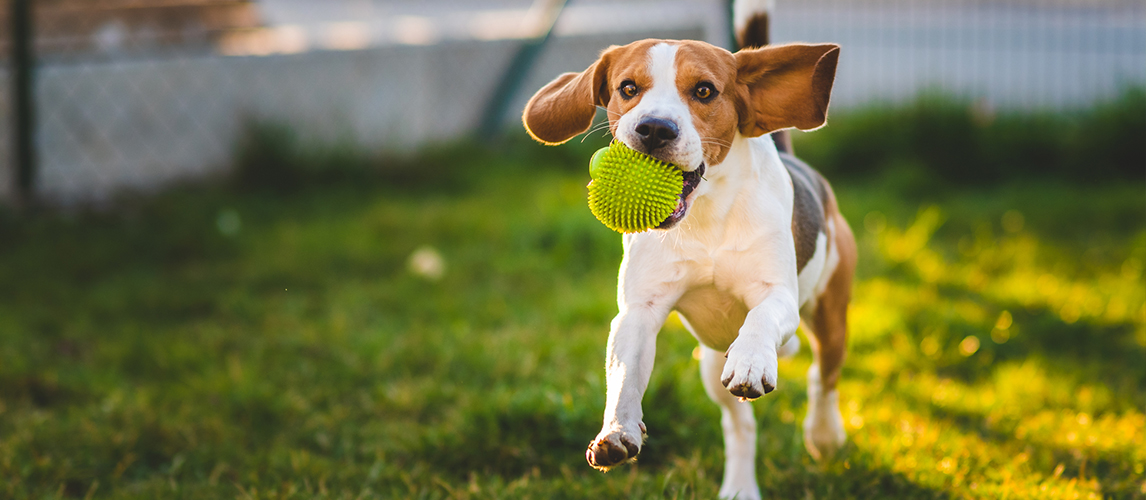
[0,141,1143,499]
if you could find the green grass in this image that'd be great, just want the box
[0,138,1143,499]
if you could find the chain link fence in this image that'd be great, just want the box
[1,0,1143,207]
[771,0,1146,110]
[0,0,718,206]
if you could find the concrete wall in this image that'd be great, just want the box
[20,27,701,205]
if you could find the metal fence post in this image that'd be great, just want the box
[10,0,35,206]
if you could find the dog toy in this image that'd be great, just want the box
[587,141,683,233]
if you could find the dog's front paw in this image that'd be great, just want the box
[586,422,646,471]
[720,340,778,401]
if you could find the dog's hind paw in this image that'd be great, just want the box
[804,386,846,461]
[720,340,778,401]
[586,423,646,471]
[777,334,800,358]
[718,483,763,500]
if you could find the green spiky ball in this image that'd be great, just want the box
[587,141,683,233]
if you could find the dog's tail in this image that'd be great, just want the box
[732,0,794,155]
[733,0,774,50]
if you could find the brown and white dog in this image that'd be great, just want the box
[522,2,856,498]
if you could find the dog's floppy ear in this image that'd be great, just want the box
[734,43,840,137]
[522,48,615,145]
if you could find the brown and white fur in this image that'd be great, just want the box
[521,3,855,498]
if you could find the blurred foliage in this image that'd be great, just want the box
[794,87,1146,187]
[0,99,1144,499]
[229,88,1146,197]
[231,118,612,195]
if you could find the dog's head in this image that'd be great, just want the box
[522,39,839,228]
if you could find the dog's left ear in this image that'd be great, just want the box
[734,43,840,137]
[522,47,615,145]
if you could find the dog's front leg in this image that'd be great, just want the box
[721,283,801,401]
[586,299,675,471]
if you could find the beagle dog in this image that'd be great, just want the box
[522,4,855,499]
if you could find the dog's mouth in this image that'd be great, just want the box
[657,163,705,230]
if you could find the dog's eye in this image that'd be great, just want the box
[694,84,716,101]
[620,82,639,99]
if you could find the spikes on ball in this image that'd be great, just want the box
[587,141,684,234]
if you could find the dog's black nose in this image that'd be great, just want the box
[634,118,679,152]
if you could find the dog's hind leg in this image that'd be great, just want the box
[801,213,856,461]
[700,345,763,500]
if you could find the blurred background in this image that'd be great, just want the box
[0,1,1144,498]
[0,0,1141,205]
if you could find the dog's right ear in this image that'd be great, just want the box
[735,43,840,137]
[522,49,614,145]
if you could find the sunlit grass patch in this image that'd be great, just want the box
[837,192,1146,498]
[845,393,1110,500]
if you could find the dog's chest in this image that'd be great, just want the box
[676,283,748,350]
[667,216,828,351]
[669,245,772,350]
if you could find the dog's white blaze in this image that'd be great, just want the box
[615,43,705,170]
[646,43,679,103]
